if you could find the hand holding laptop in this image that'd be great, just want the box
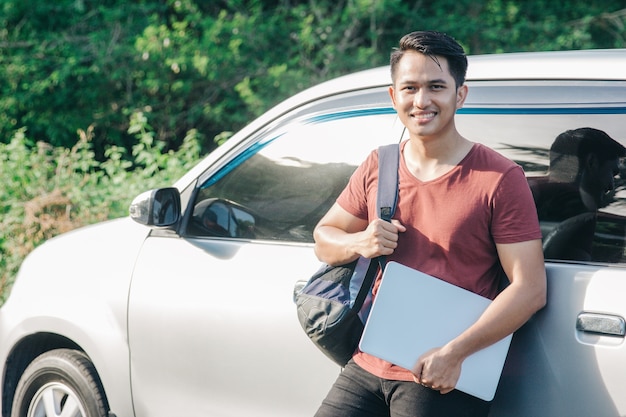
[359,262,512,401]
[412,346,463,394]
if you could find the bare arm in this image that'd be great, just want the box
[413,239,547,394]
[313,202,406,266]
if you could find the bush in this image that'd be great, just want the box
[0,113,202,303]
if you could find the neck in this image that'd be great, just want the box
[403,134,473,182]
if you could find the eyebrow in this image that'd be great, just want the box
[398,78,449,86]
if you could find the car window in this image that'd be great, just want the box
[458,80,626,264]
[188,107,403,242]
[188,80,626,265]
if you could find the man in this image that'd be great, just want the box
[534,127,625,222]
[313,31,547,417]
[533,127,625,260]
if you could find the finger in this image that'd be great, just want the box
[411,361,424,384]
[390,219,406,232]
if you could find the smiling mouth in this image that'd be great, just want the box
[411,111,436,121]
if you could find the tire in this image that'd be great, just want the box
[11,349,108,417]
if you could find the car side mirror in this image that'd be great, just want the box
[191,198,257,238]
[129,187,181,227]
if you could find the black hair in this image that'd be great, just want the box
[390,31,468,88]
[550,127,626,167]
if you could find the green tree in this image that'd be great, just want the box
[1,0,624,156]
[0,1,162,152]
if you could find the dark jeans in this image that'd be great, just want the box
[314,359,491,417]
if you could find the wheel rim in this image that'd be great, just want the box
[28,382,87,417]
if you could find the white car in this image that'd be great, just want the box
[1,49,626,417]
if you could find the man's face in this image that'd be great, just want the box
[388,51,467,141]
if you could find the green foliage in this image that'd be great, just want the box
[0,119,201,302]
[1,0,624,155]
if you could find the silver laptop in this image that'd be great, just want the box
[359,261,512,401]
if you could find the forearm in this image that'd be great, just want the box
[413,239,546,393]
[413,280,546,394]
[313,225,364,266]
[445,238,548,359]
[313,210,405,266]
[444,278,547,362]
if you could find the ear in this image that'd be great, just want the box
[456,84,468,109]
[388,85,397,109]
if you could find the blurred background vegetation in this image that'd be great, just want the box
[1,0,625,299]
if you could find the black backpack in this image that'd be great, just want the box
[294,143,400,366]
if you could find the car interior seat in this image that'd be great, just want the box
[542,212,597,261]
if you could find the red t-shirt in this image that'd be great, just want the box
[336,141,542,381]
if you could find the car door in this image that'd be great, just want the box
[126,94,405,417]
[493,264,626,417]
[457,79,626,416]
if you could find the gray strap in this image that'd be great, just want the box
[375,143,400,270]
[377,143,400,221]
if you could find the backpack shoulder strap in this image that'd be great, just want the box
[377,143,400,221]
[372,143,400,271]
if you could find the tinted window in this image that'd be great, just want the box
[189,108,403,242]
[459,80,626,264]
[189,80,626,265]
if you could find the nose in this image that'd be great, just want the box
[608,173,616,192]
[413,89,430,108]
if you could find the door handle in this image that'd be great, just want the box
[576,312,626,337]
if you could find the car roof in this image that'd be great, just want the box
[314,48,626,93]
[467,49,626,81]
[267,49,626,120]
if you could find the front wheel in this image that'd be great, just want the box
[11,349,108,417]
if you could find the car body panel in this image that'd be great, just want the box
[1,49,626,417]
[127,237,338,417]
[493,263,626,416]
[0,218,150,415]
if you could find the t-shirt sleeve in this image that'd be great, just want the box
[336,149,378,221]
[491,165,543,244]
